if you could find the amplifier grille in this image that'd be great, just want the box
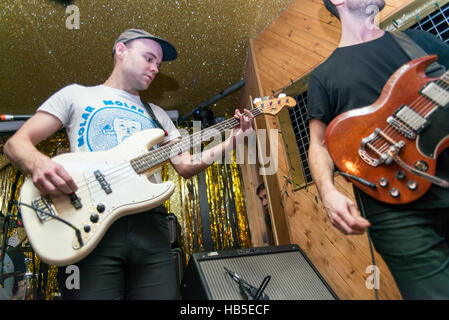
[198,251,336,300]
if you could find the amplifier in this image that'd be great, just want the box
[180,244,337,300]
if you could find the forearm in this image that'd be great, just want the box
[4,134,48,174]
[308,141,337,199]
[171,136,234,179]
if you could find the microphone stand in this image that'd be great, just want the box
[0,170,22,287]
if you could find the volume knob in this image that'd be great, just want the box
[390,188,400,198]
[90,213,99,223]
[395,170,406,180]
[379,178,389,188]
[407,180,418,191]
[96,203,106,213]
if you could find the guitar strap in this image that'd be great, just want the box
[391,30,446,78]
[140,98,168,136]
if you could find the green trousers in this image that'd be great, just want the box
[367,207,449,299]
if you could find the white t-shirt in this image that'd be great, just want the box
[37,84,181,182]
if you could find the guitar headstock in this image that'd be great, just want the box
[253,94,296,115]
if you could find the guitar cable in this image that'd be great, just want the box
[354,187,379,300]
[17,202,84,248]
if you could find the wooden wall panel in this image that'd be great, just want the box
[240,0,418,299]
[237,41,272,247]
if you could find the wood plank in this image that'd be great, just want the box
[290,0,342,28]
[252,37,311,78]
[252,39,305,78]
[257,29,324,68]
[258,72,286,98]
[237,43,271,247]
[252,55,299,94]
[240,163,270,247]
[266,17,338,54]
[280,9,342,44]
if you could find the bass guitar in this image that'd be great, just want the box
[19,96,296,266]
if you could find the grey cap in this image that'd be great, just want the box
[112,28,177,61]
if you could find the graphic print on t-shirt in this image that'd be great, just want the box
[76,101,158,152]
[104,117,142,143]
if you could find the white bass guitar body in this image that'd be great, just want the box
[19,128,174,266]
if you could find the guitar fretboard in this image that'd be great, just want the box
[130,108,263,173]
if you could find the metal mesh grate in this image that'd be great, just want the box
[288,2,449,185]
[288,92,313,184]
[410,2,449,43]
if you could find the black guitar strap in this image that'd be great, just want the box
[391,30,446,77]
[140,98,168,136]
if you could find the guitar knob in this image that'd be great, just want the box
[90,213,99,223]
[83,225,91,233]
[379,178,389,188]
[414,160,428,172]
[96,203,106,213]
[407,180,418,191]
[389,188,400,198]
[395,170,406,180]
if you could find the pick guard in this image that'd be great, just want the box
[417,106,449,158]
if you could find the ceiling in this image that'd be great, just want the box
[0,0,294,122]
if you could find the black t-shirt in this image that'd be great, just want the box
[307,30,449,215]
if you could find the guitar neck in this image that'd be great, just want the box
[130,108,263,173]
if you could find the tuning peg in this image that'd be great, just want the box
[253,97,262,104]
[278,93,286,98]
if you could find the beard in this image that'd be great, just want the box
[346,0,385,18]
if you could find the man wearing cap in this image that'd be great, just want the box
[4,29,254,299]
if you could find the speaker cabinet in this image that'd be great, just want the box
[181,244,337,300]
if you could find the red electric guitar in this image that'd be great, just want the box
[326,55,449,204]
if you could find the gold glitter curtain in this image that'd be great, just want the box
[204,159,250,250]
[0,129,250,299]
[161,134,251,262]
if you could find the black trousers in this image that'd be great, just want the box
[57,206,177,300]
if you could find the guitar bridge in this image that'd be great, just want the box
[94,170,112,194]
[359,128,405,167]
[31,197,56,223]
